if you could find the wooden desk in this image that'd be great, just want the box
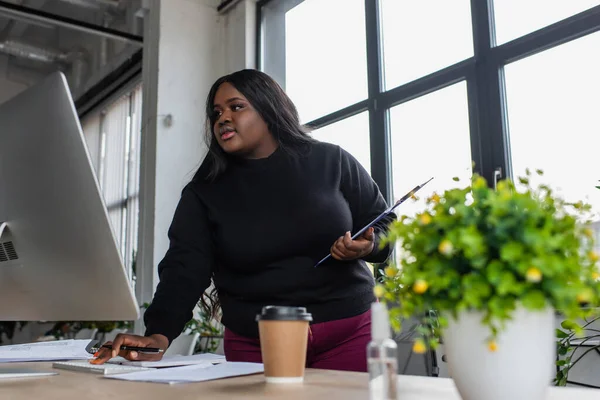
[0,362,597,399]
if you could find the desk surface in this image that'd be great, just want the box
[0,362,597,399]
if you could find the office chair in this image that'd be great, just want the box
[164,332,200,356]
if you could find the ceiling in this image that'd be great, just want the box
[0,0,144,106]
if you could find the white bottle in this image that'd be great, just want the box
[368,302,398,400]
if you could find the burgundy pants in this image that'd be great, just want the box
[224,309,371,372]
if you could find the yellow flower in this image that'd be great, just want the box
[592,271,600,281]
[384,266,397,278]
[497,181,509,192]
[419,213,432,225]
[488,340,498,352]
[525,267,542,283]
[412,339,426,354]
[429,193,441,204]
[472,176,487,189]
[589,251,599,263]
[373,285,386,299]
[577,289,593,304]
[413,279,428,294]
[438,240,453,256]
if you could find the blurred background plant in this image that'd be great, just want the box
[555,315,600,387]
[554,181,600,387]
[183,304,223,354]
[0,321,27,344]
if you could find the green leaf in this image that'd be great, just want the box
[486,260,504,285]
[559,377,567,386]
[556,360,568,366]
[555,329,569,339]
[497,272,517,296]
[561,320,580,331]
[521,290,546,310]
[500,242,525,263]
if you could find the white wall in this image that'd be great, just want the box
[151,0,224,276]
[223,0,257,73]
[136,0,225,323]
[135,0,258,332]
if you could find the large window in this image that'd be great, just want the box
[504,31,600,220]
[261,0,368,123]
[81,84,143,280]
[311,112,371,173]
[259,0,600,227]
[493,0,600,45]
[380,0,473,89]
[389,82,472,216]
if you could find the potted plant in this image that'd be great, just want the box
[375,170,600,400]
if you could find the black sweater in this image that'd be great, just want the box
[144,141,395,341]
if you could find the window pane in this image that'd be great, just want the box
[81,114,101,174]
[102,95,130,250]
[505,32,600,225]
[494,0,600,45]
[262,0,368,123]
[390,82,472,218]
[311,112,371,174]
[381,0,473,89]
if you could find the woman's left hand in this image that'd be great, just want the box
[330,227,375,261]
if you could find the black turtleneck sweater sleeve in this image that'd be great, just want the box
[144,141,394,340]
[143,187,214,344]
[339,149,395,263]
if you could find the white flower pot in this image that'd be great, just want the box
[443,306,555,400]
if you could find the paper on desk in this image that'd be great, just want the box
[105,361,264,384]
[0,339,93,362]
[0,368,59,379]
[109,353,225,368]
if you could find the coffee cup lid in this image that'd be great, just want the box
[256,305,313,322]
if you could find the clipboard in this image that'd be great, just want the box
[314,177,434,267]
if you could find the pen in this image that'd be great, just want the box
[99,344,164,354]
[314,177,434,267]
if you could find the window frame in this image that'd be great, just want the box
[257,0,600,203]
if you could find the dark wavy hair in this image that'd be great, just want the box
[197,69,315,320]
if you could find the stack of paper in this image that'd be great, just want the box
[0,339,93,362]
[106,362,264,384]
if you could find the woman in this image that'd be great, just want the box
[92,69,395,372]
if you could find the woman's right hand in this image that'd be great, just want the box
[90,333,169,365]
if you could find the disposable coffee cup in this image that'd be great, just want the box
[256,305,312,383]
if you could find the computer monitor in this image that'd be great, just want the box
[0,72,139,321]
